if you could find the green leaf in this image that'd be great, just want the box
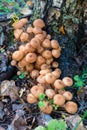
[19,72,26,79]
[53,104,59,110]
[39,93,45,101]
[49,99,54,104]
[34,126,46,130]
[74,75,80,81]
[47,119,67,130]
[38,101,44,108]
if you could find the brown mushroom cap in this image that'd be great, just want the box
[35,34,45,42]
[41,64,50,70]
[36,56,46,65]
[13,18,28,29]
[33,19,45,28]
[24,43,35,53]
[37,75,46,84]
[11,60,17,66]
[42,39,51,48]
[46,34,51,40]
[46,58,53,65]
[30,38,40,49]
[30,85,44,98]
[63,91,73,101]
[12,51,24,61]
[33,27,42,34]
[45,89,56,99]
[54,79,64,89]
[51,40,60,49]
[25,53,37,63]
[52,68,61,79]
[53,94,65,106]
[14,29,23,40]
[37,46,44,54]
[42,50,52,59]
[65,101,78,114]
[26,64,34,72]
[45,73,56,84]
[52,49,61,58]
[42,31,47,38]
[27,26,33,33]
[40,69,51,75]
[30,69,39,79]
[62,77,73,86]
[27,93,37,104]
[52,61,59,68]
[20,32,29,42]
[40,101,53,114]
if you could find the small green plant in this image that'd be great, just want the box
[19,72,26,79]
[73,69,87,90]
[34,119,67,130]
[38,93,45,108]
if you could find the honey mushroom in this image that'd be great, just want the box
[52,68,61,79]
[53,94,65,106]
[12,50,24,61]
[63,91,73,101]
[54,79,65,89]
[42,39,51,48]
[42,50,52,59]
[52,49,61,58]
[51,40,60,49]
[30,37,40,49]
[14,29,23,40]
[33,19,45,28]
[52,61,59,68]
[62,77,73,87]
[65,101,78,114]
[42,31,47,38]
[40,101,53,114]
[41,64,51,70]
[45,73,56,84]
[37,46,44,54]
[46,34,51,40]
[13,18,28,29]
[30,69,39,79]
[25,53,37,63]
[11,60,17,66]
[35,33,45,42]
[36,55,46,65]
[30,85,44,98]
[33,27,43,34]
[27,26,33,33]
[45,89,56,99]
[40,69,52,75]
[37,75,46,84]
[27,93,37,104]
[46,58,53,65]
[20,32,29,42]
[26,64,34,72]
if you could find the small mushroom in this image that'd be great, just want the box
[40,69,51,75]
[52,68,61,78]
[63,91,73,101]
[42,31,47,38]
[52,61,59,68]
[30,69,39,79]
[12,51,24,61]
[45,89,56,99]
[37,75,46,84]
[42,39,51,48]
[11,60,17,66]
[46,34,51,40]
[25,53,37,63]
[30,38,40,49]
[27,26,33,33]
[65,101,78,114]
[37,46,44,54]
[14,29,23,40]
[51,40,60,49]
[20,32,29,42]
[62,77,73,87]
[13,18,28,29]
[26,64,34,72]
[54,79,64,89]
[33,19,45,28]
[45,73,56,84]
[35,33,45,42]
[42,50,52,59]
[36,56,46,65]
[27,93,37,104]
[52,49,61,58]
[30,85,44,98]
[40,101,53,114]
[53,94,65,106]
[33,27,42,34]
[46,58,53,65]
[41,64,50,70]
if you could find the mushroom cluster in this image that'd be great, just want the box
[11,18,78,114]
